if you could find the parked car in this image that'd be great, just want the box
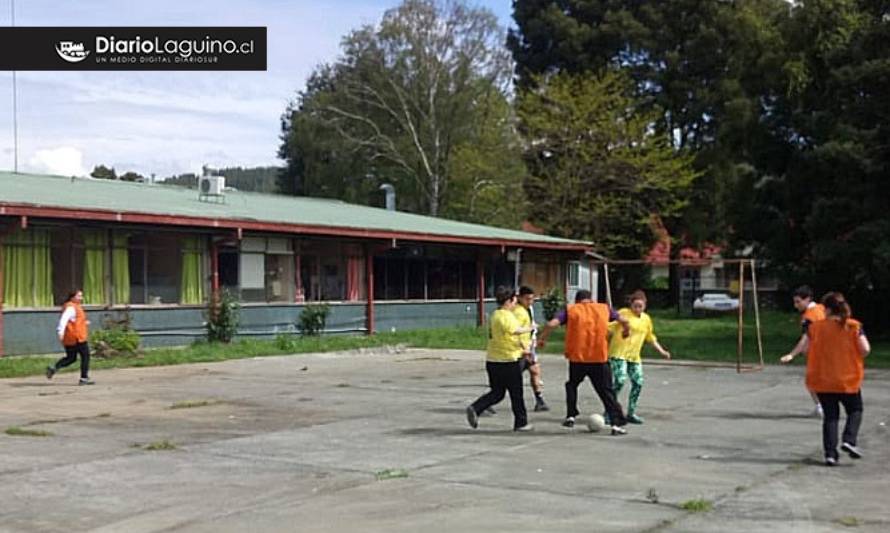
[693,293,740,312]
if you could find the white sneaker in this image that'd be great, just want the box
[812,405,824,418]
[514,423,534,432]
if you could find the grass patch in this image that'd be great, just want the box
[143,439,177,451]
[2,311,888,379]
[5,426,53,437]
[680,498,713,513]
[837,516,861,527]
[374,468,409,480]
[168,399,219,410]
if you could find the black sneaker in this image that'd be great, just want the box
[841,442,862,459]
[78,378,95,386]
[562,417,575,428]
[825,456,837,467]
[611,425,628,436]
[45,366,56,380]
[534,399,550,412]
[466,406,478,429]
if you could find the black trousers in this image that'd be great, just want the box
[55,342,90,379]
[816,391,863,460]
[471,360,528,429]
[566,362,626,426]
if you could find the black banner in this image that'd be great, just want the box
[0,27,266,70]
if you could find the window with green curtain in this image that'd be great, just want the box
[83,231,108,305]
[2,228,53,308]
[112,233,130,305]
[180,236,205,304]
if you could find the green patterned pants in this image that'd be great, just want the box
[609,357,644,415]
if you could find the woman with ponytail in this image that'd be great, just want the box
[802,292,870,466]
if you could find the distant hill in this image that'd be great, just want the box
[162,166,282,194]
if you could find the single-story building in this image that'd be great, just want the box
[0,172,596,355]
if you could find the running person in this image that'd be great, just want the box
[797,292,870,466]
[780,285,826,417]
[46,289,94,385]
[515,286,549,412]
[538,290,631,435]
[466,286,535,432]
[607,290,671,424]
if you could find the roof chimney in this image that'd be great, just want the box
[379,183,396,211]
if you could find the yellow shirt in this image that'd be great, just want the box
[608,308,657,363]
[487,308,523,362]
[512,305,533,352]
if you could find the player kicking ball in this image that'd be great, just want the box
[538,290,631,436]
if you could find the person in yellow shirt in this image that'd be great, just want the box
[514,285,549,412]
[607,290,671,424]
[466,286,535,431]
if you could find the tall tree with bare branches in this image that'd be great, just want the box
[279,0,517,219]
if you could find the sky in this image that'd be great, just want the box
[0,0,513,178]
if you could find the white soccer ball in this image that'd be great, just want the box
[586,413,607,433]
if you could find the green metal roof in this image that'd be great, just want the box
[0,172,588,249]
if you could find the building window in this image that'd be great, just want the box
[298,241,363,302]
[50,227,84,306]
[266,253,294,302]
[567,261,580,287]
[373,251,477,301]
[2,227,53,308]
[128,233,185,305]
[232,236,298,303]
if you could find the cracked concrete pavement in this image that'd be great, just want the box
[1,349,888,532]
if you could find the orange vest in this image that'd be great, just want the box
[62,302,89,346]
[564,303,611,363]
[806,318,864,393]
[802,303,826,325]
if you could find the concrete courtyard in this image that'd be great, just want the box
[1,348,888,532]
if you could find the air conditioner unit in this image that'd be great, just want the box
[199,175,225,196]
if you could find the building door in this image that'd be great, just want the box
[566,260,593,303]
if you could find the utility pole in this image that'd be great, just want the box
[11,0,18,173]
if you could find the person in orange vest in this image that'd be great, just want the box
[798,292,870,466]
[538,290,631,435]
[780,285,827,417]
[46,289,94,385]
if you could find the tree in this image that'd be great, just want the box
[279,0,520,223]
[118,171,145,182]
[508,0,790,245]
[440,88,529,228]
[516,71,699,258]
[90,165,117,180]
[744,0,890,291]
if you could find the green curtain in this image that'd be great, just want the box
[180,236,204,304]
[2,228,52,308]
[33,231,53,307]
[83,231,108,305]
[112,233,130,305]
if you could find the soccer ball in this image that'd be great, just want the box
[586,413,607,433]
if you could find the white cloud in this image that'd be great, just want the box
[27,146,88,177]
